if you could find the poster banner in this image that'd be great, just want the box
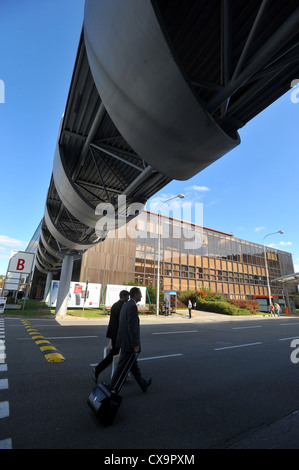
[0,297,7,314]
[48,281,101,308]
[105,285,147,307]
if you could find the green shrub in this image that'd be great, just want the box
[178,287,260,315]
[178,287,225,306]
[227,299,260,313]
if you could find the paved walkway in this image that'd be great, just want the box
[54,308,297,326]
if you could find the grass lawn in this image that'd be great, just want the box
[2,299,109,318]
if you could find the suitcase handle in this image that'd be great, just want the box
[112,352,138,393]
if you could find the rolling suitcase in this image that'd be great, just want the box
[87,352,138,425]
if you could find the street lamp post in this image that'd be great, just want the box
[263,230,284,313]
[156,194,185,316]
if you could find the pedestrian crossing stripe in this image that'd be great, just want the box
[21,320,65,363]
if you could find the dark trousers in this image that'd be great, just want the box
[95,345,120,375]
[110,350,146,392]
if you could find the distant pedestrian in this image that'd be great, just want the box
[188,299,192,319]
[270,303,275,316]
[274,303,281,316]
[92,290,130,383]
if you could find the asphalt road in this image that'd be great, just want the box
[2,311,299,450]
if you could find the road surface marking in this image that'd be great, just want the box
[152,330,198,335]
[279,336,299,341]
[232,326,262,330]
[214,342,262,351]
[139,353,183,361]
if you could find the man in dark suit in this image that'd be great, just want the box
[110,287,152,393]
[92,290,130,382]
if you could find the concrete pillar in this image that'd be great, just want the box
[43,272,53,301]
[55,254,74,317]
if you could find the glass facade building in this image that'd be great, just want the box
[132,211,294,301]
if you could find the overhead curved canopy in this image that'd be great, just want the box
[36,0,299,275]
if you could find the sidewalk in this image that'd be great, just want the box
[54,308,297,325]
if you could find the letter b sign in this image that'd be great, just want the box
[8,252,34,275]
[16,259,25,271]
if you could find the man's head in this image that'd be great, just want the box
[119,290,130,302]
[129,287,142,303]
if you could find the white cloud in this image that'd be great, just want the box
[254,226,266,232]
[0,235,27,247]
[186,185,210,192]
[146,193,187,214]
[279,241,293,246]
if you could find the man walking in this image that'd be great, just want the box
[92,290,130,383]
[110,287,151,393]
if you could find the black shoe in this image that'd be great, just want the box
[142,378,152,393]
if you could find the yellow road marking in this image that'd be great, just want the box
[22,320,65,363]
[44,353,65,363]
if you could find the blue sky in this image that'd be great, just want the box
[0,1,298,276]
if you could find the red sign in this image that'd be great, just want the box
[74,284,83,294]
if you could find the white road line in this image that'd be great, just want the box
[47,335,98,340]
[139,353,183,361]
[152,330,198,335]
[0,401,9,419]
[90,353,183,367]
[280,323,299,326]
[214,342,262,351]
[232,326,262,330]
[0,379,8,390]
[18,335,98,341]
[279,336,299,341]
[0,438,12,449]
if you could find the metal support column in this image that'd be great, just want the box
[43,272,53,301]
[55,254,74,317]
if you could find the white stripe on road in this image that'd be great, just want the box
[0,401,9,419]
[0,379,8,390]
[18,335,98,341]
[47,336,98,340]
[214,342,262,351]
[279,336,299,341]
[232,326,262,330]
[90,353,183,367]
[139,353,183,361]
[0,438,12,449]
[152,330,198,335]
